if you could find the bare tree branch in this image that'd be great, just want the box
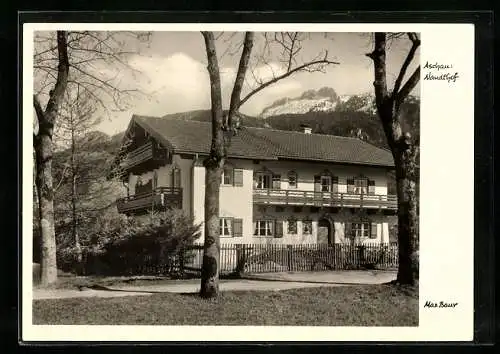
[33,95,44,121]
[201,31,225,161]
[226,32,254,131]
[392,33,420,99]
[238,58,339,109]
[42,31,70,124]
[396,67,420,108]
[366,33,389,109]
[54,163,70,192]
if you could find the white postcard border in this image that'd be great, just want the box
[22,22,475,342]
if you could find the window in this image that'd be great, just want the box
[354,177,368,194]
[136,177,143,190]
[288,171,297,189]
[370,223,378,239]
[135,177,152,194]
[255,173,271,189]
[352,222,370,238]
[254,220,274,236]
[222,167,243,186]
[220,218,233,237]
[222,167,233,185]
[303,220,313,235]
[321,175,331,192]
[288,218,297,234]
[272,174,281,189]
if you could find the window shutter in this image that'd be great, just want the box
[347,178,355,193]
[370,223,378,239]
[368,179,375,195]
[233,218,243,237]
[332,175,339,193]
[233,169,243,186]
[172,168,181,188]
[345,222,353,238]
[314,175,321,192]
[272,174,281,189]
[153,171,158,189]
[274,220,283,238]
[288,171,297,188]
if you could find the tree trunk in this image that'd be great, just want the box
[394,146,419,284]
[367,32,420,286]
[34,133,58,285]
[200,31,225,298]
[200,162,223,297]
[33,31,69,285]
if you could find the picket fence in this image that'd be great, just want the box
[80,243,398,276]
[181,243,398,275]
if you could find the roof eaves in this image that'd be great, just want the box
[276,156,395,167]
[174,149,278,161]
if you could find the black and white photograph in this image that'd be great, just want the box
[23,22,475,342]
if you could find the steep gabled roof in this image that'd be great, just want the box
[129,114,395,167]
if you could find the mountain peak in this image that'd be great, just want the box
[260,88,377,118]
[260,87,339,118]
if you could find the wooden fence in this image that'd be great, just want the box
[79,243,398,277]
[182,243,398,275]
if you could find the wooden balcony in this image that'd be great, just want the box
[122,141,168,174]
[253,189,397,210]
[116,187,182,215]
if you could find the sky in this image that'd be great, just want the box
[47,32,420,135]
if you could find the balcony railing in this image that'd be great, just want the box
[117,187,182,215]
[253,189,397,210]
[122,141,168,174]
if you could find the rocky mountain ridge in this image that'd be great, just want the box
[260,87,378,118]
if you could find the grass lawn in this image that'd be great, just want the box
[33,284,418,326]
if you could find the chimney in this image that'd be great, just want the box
[300,124,312,134]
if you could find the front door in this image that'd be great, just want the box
[317,219,331,244]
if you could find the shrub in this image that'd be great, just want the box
[82,209,202,276]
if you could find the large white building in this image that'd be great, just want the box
[114,114,397,245]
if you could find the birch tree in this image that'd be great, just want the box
[366,32,420,285]
[33,30,150,285]
[200,32,339,298]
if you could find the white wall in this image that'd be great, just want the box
[254,160,389,195]
[191,158,391,245]
[192,158,255,244]
[328,209,389,244]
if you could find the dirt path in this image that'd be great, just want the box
[32,270,397,300]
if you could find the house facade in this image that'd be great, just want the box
[114,115,397,245]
